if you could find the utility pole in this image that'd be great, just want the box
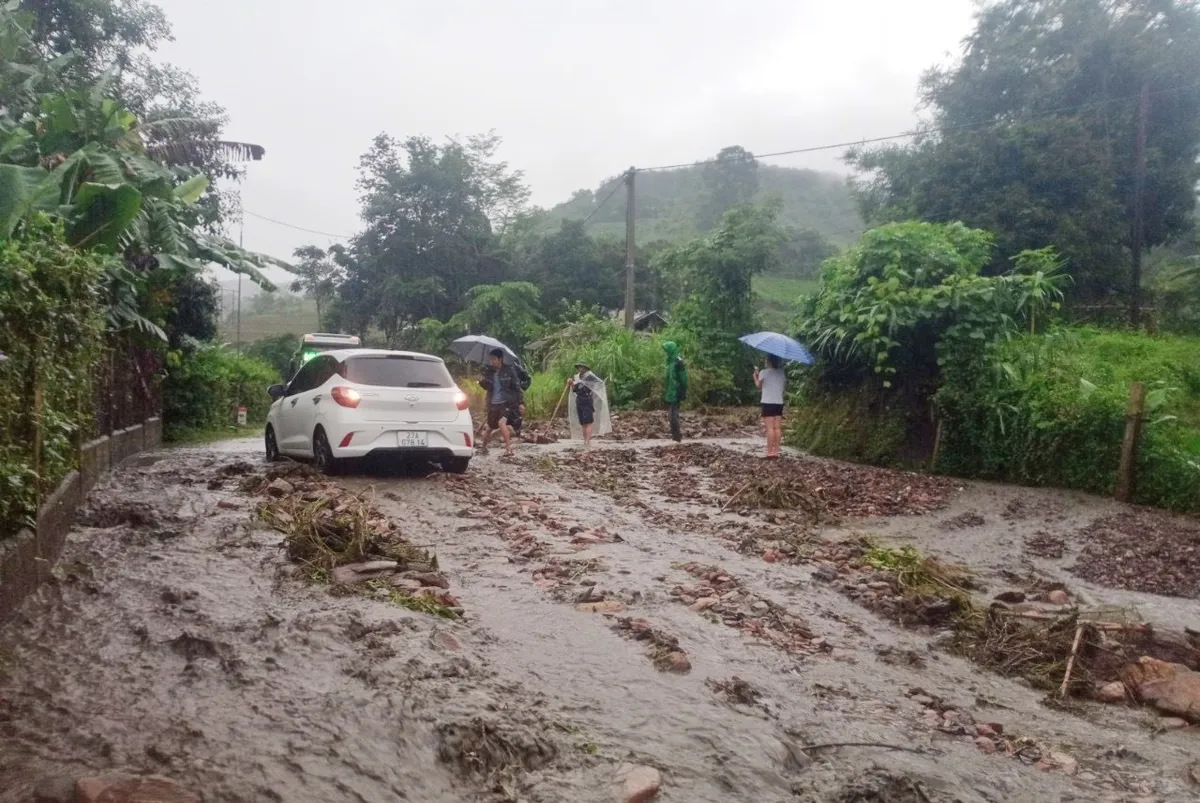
[623,167,636,329]
[1130,80,1149,329]
[236,221,244,353]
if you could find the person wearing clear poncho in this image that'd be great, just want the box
[566,362,611,446]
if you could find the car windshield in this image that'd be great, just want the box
[340,355,454,388]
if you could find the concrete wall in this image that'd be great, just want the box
[0,416,161,623]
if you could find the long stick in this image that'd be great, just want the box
[550,383,570,422]
[1058,623,1085,699]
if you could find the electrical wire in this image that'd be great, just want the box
[580,177,626,226]
[635,79,1200,172]
[243,209,355,240]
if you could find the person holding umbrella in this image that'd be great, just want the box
[753,355,787,458]
[738,331,814,459]
[478,348,524,457]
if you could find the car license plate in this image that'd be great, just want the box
[398,431,428,448]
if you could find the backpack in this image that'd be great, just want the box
[673,357,687,401]
[516,362,532,391]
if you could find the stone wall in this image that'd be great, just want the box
[0,416,162,622]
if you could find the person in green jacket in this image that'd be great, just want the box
[662,341,688,442]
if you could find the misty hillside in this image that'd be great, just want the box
[542,164,862,245]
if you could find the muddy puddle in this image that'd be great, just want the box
[2,435,1199,802]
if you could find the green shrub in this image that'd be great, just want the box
[244,333,301,380]
[785,386,911,466]
[163,341,280,440]
[522,317,735,417]
[0,215,107,537]
[936,327,1200,512]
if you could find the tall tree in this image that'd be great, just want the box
[344,132,528,344]
[696,146,759,231]
[290,245,341,329]
[656,202,786,391]
[847,0,1200,314]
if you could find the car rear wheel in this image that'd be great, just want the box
[313,428,341,476]
[445,456,470,475]
[265,425,280,462]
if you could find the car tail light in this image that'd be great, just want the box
[454,391,469,411]
[331,386,361,408]
[463,432,473,447]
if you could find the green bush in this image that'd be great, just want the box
[244,333,301,380]
[163,341,280,440]
[0,215,107,537]
[522,316,734,417]
[785,385,911,466]
[936,327,1200,512]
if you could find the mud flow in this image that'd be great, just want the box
[1,429,1198,802]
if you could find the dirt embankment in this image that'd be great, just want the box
[1,430,1199,802]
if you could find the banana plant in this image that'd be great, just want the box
[1,78,287,280]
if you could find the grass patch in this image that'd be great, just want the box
[754,274,819,332]
[366,578,459,620]
[167,420,263,446]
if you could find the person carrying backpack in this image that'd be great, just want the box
[662,341,688,443]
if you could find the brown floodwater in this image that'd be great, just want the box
[0,436,1196,802]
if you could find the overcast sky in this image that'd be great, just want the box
[152,0,977,288]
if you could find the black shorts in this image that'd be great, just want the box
[577,405,595,426]
[487,403,519,430]
[761,403,784,418]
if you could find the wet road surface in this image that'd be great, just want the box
[1,436,1197,802]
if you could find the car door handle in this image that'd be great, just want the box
[312,395,322,404]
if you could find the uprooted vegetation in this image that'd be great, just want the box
[241,464,460,618]
[815,538,1200,715]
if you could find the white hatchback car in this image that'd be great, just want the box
[264,349,474,474]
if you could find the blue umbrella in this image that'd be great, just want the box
[738,331,814,365]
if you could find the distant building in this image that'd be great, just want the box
[606,309,669,332]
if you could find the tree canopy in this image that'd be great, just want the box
[847,0,1200,312]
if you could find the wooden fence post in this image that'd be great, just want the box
[1115,382,1146,503]
[32,365,44,511]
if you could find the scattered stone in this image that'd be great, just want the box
[614,763,661,803]
[974,736,997,755]
[664,652,691,673]
[404,571,450,589]
[689,597,718,612]
[216,499,241,510]
[975,723,1001,738]
[431,630,464,652]
[1044,589,1070,606]
[994,590,1026,604]
[332,561,399,584]
[575,600,625,614]
[1047,751,1078,776]
[265,478,294,498]
[1159,717,1189,730]
[1096,681,1128,703]
[76,775,200,803]
[574,585,605,604]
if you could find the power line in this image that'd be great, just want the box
[581,177,626,225]
[243,209,355,240]
[636,79,1200,173]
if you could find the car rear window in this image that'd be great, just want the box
[339,356,454,388]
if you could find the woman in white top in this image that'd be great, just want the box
[753,355,786,459]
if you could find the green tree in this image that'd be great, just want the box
[516,219,623,314]
[847,0,1200,314]
[796,221,1068,388]
[343,132,528,343]
[290,244,341,329]
[696,146,759,231]
[449,281,545,350]
[655,202,787,396]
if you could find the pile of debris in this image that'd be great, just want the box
[1071,509,1200,599]
[611,616,692,674]
[668,562,821,655]
[242,464,460,617]
[649,444,959,519]
[608,407,760,441]
[812,535,1200,724]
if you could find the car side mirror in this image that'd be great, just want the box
[267,383,286,400]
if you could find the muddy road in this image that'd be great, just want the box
[1,431,1198,802]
